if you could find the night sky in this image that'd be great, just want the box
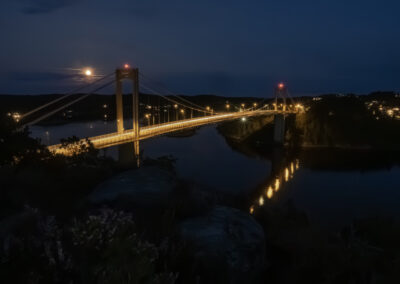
[1,0,400,97]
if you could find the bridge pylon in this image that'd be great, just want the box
[115,66,140,166]
[273,83,288,144]
[274,83,288,111]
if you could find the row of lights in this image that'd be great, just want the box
[249,159,300,214]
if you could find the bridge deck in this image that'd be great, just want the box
[48,110,291,154]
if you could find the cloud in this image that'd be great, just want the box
[20,0,79,14]
[7,71,78,81]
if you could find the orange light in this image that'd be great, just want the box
[124,64,130,69]
[278,83,285,89]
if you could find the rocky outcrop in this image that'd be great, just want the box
[180,206,265,283]
[89,166,177,207]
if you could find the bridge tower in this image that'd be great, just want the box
[115,66,140,166]
[274,83,287,111]
[273,83,288,145]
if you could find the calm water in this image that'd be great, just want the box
[31,120,400,229]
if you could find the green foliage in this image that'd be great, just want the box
[0,117,115,219]
[71,209,164,284]
[0,208,177,284]
[59,136,101,165]
[294,96,400,147]
[0,117,51,166]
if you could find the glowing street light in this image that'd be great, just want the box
[241,117,247,122]
[226,104,230,110]
[145,113,151,126]
[124,63,130,69]
[278,83,285,89]
[11,112,21,122]
[180,109,186,119]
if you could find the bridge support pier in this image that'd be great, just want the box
[118,141,140,167]
[118,143,133,165]
[273,114,285,145]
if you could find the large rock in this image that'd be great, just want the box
[180,206,265,282]
[89,166,177,207]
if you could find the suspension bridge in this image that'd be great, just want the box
[18,65,299,163]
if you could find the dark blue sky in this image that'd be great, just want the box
[1,0,400,97]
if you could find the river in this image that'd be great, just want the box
[30,120,400,230]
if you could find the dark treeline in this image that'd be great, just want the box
[2,91,398,126]
[294,95,400,148]
[218,92,400,150]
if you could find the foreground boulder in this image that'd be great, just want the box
[180,206,265,283]
[89,165,177,207]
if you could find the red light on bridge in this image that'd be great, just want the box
[124,64,130,69]
[278,83,285,89]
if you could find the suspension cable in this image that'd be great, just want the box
[140,83,216,115]
[21,80,114,128]
[20,72,114,120]
[140,84,213,114]
[139,72,213,112]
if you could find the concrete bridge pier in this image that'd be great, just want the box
[273,114,285,145]
[118,142,134,165]
[118,141,140,167]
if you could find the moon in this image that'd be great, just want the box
[84,69,92,76]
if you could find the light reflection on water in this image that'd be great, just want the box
[250,159,300,214]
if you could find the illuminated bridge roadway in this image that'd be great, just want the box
[48,109,293,154]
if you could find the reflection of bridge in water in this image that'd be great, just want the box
[249,151,300,214]
[18,66,299,165]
